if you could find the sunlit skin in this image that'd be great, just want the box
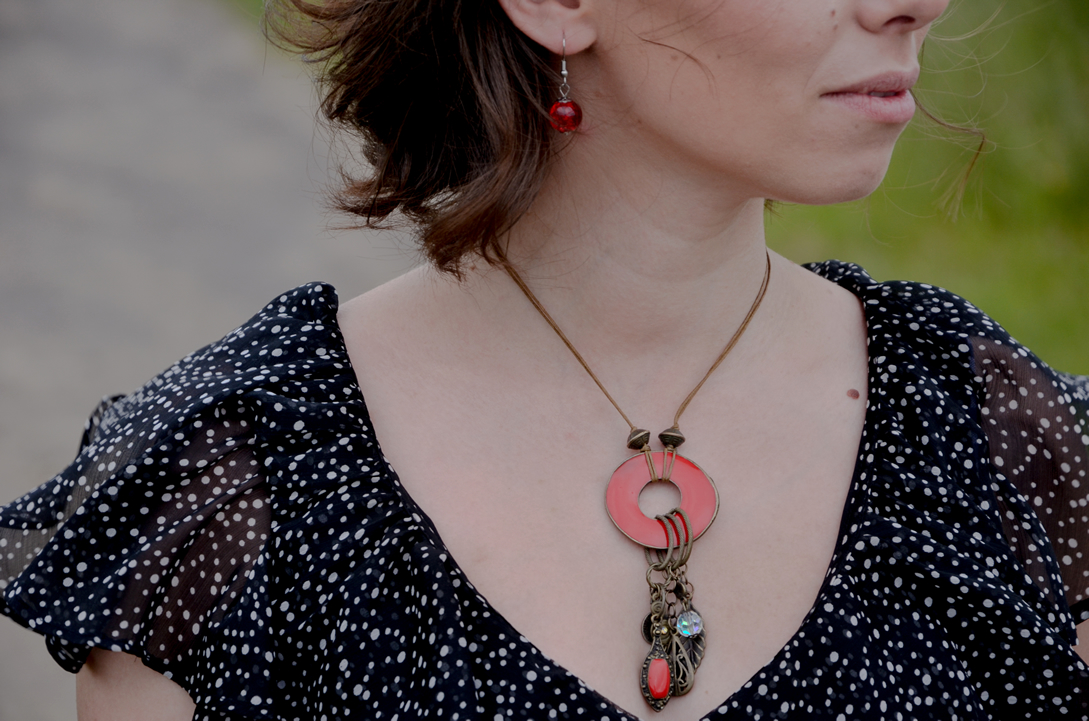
[77,1,1089,719]
[566,0,934,206]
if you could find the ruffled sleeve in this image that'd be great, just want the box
[973,336,1089,622]
[0,283,368,719]
[812,260,1089,642]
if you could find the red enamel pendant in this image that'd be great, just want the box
[549,99,582,133]
[647,659,671,700]
[640,629,673,711]
[605,452,719,549]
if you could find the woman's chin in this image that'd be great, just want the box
[770,164,892,207]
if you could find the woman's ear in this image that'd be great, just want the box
[496,0,596,55]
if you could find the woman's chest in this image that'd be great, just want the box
[273,406,1081,721]
[339,346,869,718]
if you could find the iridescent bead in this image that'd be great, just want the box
[675,610,703,637]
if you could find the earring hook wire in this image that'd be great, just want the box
[559,34,571,99]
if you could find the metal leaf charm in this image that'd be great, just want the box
[669,628,706,696]
[685,627,708,670]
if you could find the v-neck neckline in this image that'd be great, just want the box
[334,261,883,720]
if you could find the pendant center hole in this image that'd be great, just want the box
[638,480,681,518]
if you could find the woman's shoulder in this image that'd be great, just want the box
[171,280,346,377]
[57,281,365,478]
[806,259,1087,390]
[807,258,1088,449]
[0,282,420,715]
[804,258,1089,401]
[806,258,1008,342]
[809,259,1089,626]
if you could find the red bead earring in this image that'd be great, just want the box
[549,36,582,133]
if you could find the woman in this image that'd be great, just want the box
[3,0,1088,718]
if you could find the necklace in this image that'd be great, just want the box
[504,252,771,711]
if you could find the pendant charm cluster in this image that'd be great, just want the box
[639,507,707,710]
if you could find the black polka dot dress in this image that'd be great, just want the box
[2,262,1087,719]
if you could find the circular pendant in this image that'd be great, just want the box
[605,452,719,549]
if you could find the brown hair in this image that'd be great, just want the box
[265,0,557,274]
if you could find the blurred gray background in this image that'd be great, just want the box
[0,0,412,717]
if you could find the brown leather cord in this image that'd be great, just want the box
[503,261,640,432]
[668,252,771,430]
[503,251,772,444]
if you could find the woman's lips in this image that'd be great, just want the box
[823,89,917,124]
[822,70,920,124]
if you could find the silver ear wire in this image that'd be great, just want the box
[559,35,570,100]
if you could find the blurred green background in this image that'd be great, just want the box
[234,0,1088,372]
[768,0,1089,373]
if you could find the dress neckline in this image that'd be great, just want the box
[331,262,882,720]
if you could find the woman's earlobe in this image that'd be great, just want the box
[495,0,595,56]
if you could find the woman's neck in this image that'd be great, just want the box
[490,140,775,357]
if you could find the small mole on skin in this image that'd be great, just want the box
[847,389,861,400]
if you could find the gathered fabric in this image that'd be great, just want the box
[1,264,1087,720]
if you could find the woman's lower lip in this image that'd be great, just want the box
[822,91,916,124]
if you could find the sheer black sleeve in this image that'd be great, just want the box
[0,283,368,720]
[974,338,1089,623]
